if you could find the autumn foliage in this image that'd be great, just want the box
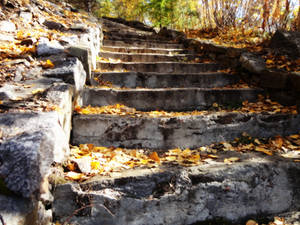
[93,0,299,32]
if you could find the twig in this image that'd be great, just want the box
[63,203,115,225]
[0,214,6,225]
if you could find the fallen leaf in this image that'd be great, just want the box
[41,59,55,69]
[91,161,101,170]
[255,147,273,156]
[246,219,258,225]
[224,157,240,164]
[149,152,160,163]
[65,171,84,181]
[32,88,45,94]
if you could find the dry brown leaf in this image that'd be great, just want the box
[255,147,273,156]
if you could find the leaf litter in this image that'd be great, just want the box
[65,132,300,182]
[74,95,297,118]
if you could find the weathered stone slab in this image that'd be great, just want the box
[82,87,261,111]
[0,20,16,32]
[96,71,238,88]
[37,37,65,56]
[103,39,184,49]
[52,157,300,225]
[101,46,187,54]
[99,52,200,62]
[240,52,266,74]
[43,57,86,90]
[72,112,300,149]
[43,57,86,105]
[0,78,60,102]
[97,62,224,73]
[0,112,70,198]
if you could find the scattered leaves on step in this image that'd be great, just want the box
[65,132,300,181]
[74,95,297,118]
[263,54,300,72]
[96,56,122,63]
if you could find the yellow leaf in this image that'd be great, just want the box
[290,134,300,139]
[41,59,55,69]
[149,152,160,163]
[207,154,218,159]
[255,147,273,156]
[91,161,101,170]
[224,157,240,164]
[266,59,274,65]
[32,88,44,94]
[65,171,84,181]
[165,156,177,161]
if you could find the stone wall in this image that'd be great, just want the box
[0,3,102,225]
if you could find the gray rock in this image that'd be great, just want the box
[0,194,37,225]
[43,20,67,31]
[77,26,102,71]
[67,46,92,84]
[240,52,266,74]
[19,11,32,23]
[37,37,64,56]
[0,112,70,198]
[270,30,300,59]
[0,20,16,32]
[42,57,86,101]
[53,159,300,225]
[0,78,60,102]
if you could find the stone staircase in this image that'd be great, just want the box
[53,18,300,225]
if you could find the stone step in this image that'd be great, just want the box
[101,46,189,54]
[101,17,155,33]
[53,156,300,225]
[95,72,239,88]
[104,31,159,41]
[99,52,201,62]
[72,112,300,149]
[82,87,262,111]
[103,39,184,49]
[97,62,224,73]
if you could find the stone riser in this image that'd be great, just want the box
[53,160,300,225]
[99,52,200,62]
[82,87,261,111]
[95,72,239,88]
[103,39,184,49]
[97,62,224,73]
[72,112,300,150]
[101,46,188,54]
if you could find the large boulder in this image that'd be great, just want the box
[269,31,300,59]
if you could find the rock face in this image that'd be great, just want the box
[52,158,300,225]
